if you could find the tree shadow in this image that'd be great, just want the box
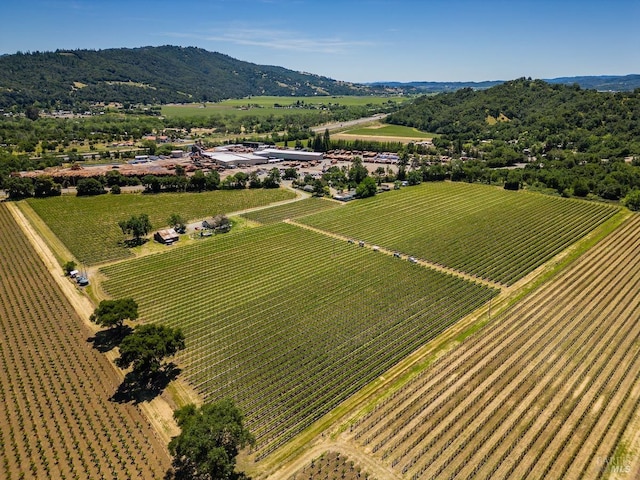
[121,238,149,248]
[87,326,133,353]
[110,363,181,404]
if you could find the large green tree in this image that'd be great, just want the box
[348,157,369,186]
[118,213,152,245]
[356,176,377,198]
[90,298,139,330]
[623,189,640,211]
[167,213,186,233]
[116,324,185,377]
[76,178,106,196]
[168,399,254,480]
[33,175,61,197]
[4,176,34,199]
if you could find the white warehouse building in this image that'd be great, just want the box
[254,149,323,162]
[201,151,269,168]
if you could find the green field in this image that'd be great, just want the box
[26,189,295,265]
[99,222,497,458]
[343,124,435,138]
[161,96,404,118]
[240,197,341,224]
[299,183,619,285]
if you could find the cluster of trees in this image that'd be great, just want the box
[295,157,379,198]
[90,297,251,479]
[4,175,62,199]
[383,79,640,201]
[90,298,185,380]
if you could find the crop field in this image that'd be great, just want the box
[25,188,295,265]
[99,222,497,459]
[347,213,640,479]
[0,204,170,479]
[240,197,341,225]
[161,96,402,118]
[288,451,372,480]
[299,182,618,285]
[341,123,434,138]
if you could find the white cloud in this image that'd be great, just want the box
[164,27,372,54]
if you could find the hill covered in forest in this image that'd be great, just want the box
[0,46,392,110]
[387,78,640,150]
[385,78,640,201]
[370,75,640,93]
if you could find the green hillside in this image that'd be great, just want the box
[0,46,389,110]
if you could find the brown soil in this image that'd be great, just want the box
[0,203,171,479]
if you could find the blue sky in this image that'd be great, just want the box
[2,0,638,83]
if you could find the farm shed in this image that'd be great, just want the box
[154,228,179,245]
[202,217,231,232]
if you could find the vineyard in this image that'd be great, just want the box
[240,197,341,225]
[0,204,170,479]
[25,188,295,265]
[287,451,373,480]
[99,222,497,459]
[344,213,640,479]
[299,182,618,285]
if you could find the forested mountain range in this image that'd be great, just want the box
[370,75,640,93]
[0,46,392,110]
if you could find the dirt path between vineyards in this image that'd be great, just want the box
[5,201,180,444]
[263,439,403,480]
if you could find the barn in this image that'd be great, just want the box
[154,228,179,245]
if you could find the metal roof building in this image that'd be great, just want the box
[254,149,323,162]
[201,151,269,168]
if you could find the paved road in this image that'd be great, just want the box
[311,113,389,134]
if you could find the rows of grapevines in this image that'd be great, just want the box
[299,182,618,285]
[241,197,341,224]
[348,214,640,479]
[0,204,170,479]
[26,188,295,265]
[100,223,497,458]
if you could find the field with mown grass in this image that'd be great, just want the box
[25,188,295,265]
[161,96,403,118]
[341,123,436,138]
